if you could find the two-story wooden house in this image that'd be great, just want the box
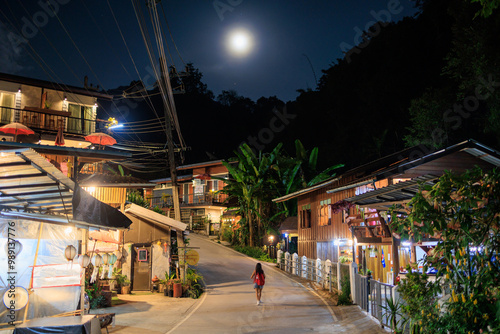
[274,140,500,283]
[0,72,126,181]
[149,160,230,234]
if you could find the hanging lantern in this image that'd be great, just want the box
[65,245,77,261]
[90,254,102,283]
[114,249,122,260]
[108,254,117,265]
[92,254,102,267]
[101,253,110,265]
[5,240,23,257]
[78,254,91,268]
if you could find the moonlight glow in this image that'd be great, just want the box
[227,29,254,57]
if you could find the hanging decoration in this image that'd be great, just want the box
[100,253,110,279]
[108,254,117,279]
[163,242,168,254]
[65,245,77,269]
[78,254,91,268]
[90,254,102,283]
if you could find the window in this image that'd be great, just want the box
[300,204,311,228]
[68,103,94,134]
[183,184,189,203]
[318,199,332,226]
[0,91,15,123]
[211,180,219,191]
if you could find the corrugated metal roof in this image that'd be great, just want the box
[344,175,438,208]
[0,148,131,229]
[79,173,155,188]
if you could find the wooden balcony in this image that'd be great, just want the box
[0,106,102,136]
[149,192,228,208]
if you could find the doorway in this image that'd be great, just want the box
[131,243,152,291]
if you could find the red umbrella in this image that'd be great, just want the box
[55,124,65,146]
[84,132,117,146]
[0,122,34,141]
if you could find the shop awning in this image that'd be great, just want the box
[344,174,438,210]
[0,148,132,229]
[124,203,187,231]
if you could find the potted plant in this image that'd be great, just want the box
[113,269,130,294]
[121,277,131,294]
[172,278,182,298]
[164,272,175,297]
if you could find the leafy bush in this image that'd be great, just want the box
[390,168,500,333]
[337,270,352,305]
[85,280,107,309]
[233,245,276,263]
[185,267,204,299]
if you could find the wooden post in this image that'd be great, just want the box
[23,223,44,322]
[392,237,400,283]
[80,229,88,314]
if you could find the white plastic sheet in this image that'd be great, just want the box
[0,219,81,324]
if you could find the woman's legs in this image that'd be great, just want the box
[257,288,262,301]
[255,288,259,302]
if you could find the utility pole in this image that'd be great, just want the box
[159,58,181,223]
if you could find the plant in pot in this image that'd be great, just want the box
[113,270,131,294]
[172,278,182,298]
[164,272,176,297]
[121,277,131,294]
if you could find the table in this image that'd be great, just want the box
[13,315,100,334]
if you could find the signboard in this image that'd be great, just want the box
[180,250,200,266]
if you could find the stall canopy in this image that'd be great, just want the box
[125,203,187,231]
[0,148,131,229]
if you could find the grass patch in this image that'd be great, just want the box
[233,245,276,263]
[130,291,154,296]
[111,296,127,306]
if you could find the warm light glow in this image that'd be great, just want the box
[87,187,96,194]
[347,239,353,246]
[65,227,74,235]
[402,241,412,247]
[227,29,254,57]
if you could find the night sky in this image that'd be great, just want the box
[0,0,419,102]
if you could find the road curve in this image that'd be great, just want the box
[169,234,335,334]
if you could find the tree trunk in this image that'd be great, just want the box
[248,209,254,247]
[257,200,262,245]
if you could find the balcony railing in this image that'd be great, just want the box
[149,192,228,208]
[0,106,104,136]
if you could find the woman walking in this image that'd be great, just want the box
[251,263,265,305]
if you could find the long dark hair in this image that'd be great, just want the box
[255,263,264,275]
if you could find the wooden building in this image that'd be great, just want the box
[150,160,230,233]
[273,140,500,283]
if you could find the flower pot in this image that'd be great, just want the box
[121,286,131,294]
[173,283,182,298]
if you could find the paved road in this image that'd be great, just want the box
[169,234,336,334]
[105,234,386,334]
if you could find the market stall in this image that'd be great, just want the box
[0,148,131,330]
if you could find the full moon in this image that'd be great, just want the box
[227,29,254,57]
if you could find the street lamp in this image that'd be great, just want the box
[268,235,275,259]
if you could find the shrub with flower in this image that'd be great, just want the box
[390,167,500,333]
